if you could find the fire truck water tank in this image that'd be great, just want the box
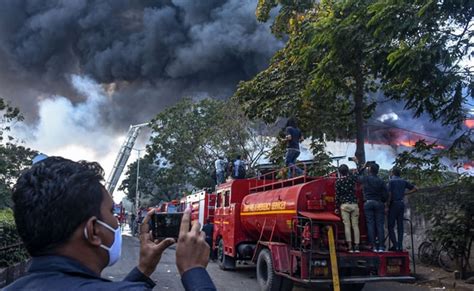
[239,178,337,243]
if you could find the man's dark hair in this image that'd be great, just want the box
[368,162,380,175]
[338,164,349,176]
[286,117,297,128]
[236,155,241,160]
[12,157,105,256]
[391,167,401,177]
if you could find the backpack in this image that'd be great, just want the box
[236,162,246,179]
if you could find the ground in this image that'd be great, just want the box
[102,231,453,291]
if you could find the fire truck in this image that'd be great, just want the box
[181,189,216,225]
[211,170,415,291]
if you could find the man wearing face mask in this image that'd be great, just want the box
[5,156,216,291]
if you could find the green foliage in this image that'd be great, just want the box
[395,138,473,273]
[236,0,471,163]
[256,0,313,37]
[393,140,450,187]
[0,209,29,267]
[121,98,274,204]
[0,98,37,208]
[411,177,474,273]
[119,155,185,206]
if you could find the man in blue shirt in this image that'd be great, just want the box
[232,155,246,179]
[387,168,417,251]
[284,118,304,178]
[5,156,216,291]
[352,158,388,252]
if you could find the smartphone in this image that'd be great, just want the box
[151,212,184,240]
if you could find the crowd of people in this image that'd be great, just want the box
[335,158,418,253]
[214,155,247,185]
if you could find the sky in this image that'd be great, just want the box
[1,1,473,202]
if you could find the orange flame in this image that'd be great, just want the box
[465,119,474,129]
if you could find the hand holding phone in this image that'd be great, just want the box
[138,209,175,277]
[175,207,210,276]
[151,212,184,240]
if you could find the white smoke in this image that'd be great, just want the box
[13,75,127,195]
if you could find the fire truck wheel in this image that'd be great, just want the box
[217,239,236,270]
[257,249,292,291]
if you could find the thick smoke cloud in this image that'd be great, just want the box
[0,0,282,127]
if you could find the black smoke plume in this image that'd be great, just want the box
[0,0,282,128]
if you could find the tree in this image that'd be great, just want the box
[394,137,473,277]
[121,98,274,203]
[235,0,472,163]
[118,156,182,206]
[0,98,37,208]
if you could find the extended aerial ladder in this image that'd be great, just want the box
[105,123,148,195]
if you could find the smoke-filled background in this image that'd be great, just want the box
[0,0,283,177]
[0,0,472,200]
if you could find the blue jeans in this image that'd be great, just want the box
[388,201,405,250]
[364,200,385,249]
[285,148,302,177]
[216,171,225,185]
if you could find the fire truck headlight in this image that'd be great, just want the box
[312,260,328,267]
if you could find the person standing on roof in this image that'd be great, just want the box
[352,158,388,252]
[335,164,360,253]
[387,167,418,251]
[284,118,304,178]
[214,156,227,185]
[232,155,246,179]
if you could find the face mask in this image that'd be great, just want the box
[84,220,122,266]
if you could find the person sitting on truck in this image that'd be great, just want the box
[335,164,360,253]
[352,157,388,252]
[387,167,418,251]
[5,156,216,291]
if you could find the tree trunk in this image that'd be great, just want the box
[354,74,366,164]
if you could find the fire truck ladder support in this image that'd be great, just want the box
[252,218,277,262]
[328,226,340,291]
[105,123,148,195]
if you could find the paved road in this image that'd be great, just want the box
[103,234,431,291]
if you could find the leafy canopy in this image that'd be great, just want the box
[236,0,472,162]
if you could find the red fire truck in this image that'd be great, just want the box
[183,189,216,225]
[212,171,415,291]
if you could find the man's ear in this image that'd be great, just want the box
[84,217,102,247]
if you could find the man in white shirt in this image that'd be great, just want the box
[214,156,227,185]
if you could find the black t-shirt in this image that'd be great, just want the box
[285,126,301,149]
[335,175,358,208]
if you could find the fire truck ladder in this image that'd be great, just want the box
[105,123,148,195]
[251,218,277,262]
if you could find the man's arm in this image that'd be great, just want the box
[334,181,341,213]
[176,208,217,291]
[405,181,418,195]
